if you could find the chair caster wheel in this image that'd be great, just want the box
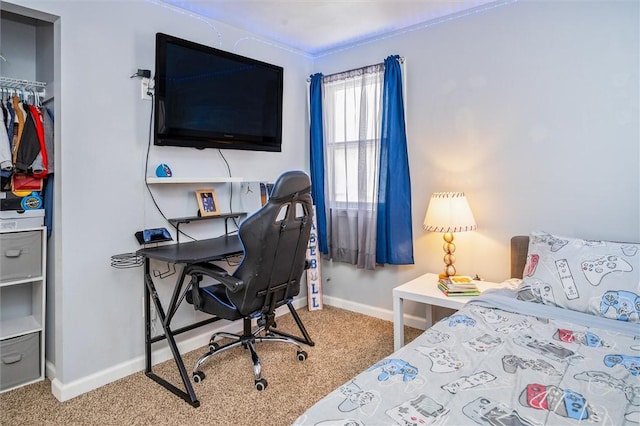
[255,378,268,391]
[193,371,206,383]
[209,342,220,352]
[297,350,308,361]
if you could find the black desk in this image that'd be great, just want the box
[137,235,243,408]
[137,234,314,407]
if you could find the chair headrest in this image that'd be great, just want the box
[269,171,311,202]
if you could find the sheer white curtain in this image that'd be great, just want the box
[322,64,384,269]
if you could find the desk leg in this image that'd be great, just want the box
[144,263,152,373]
[393,295,404,351]
[143,260,200,408]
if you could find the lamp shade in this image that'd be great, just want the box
[423,192,477,233]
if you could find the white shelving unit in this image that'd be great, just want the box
[0,226,47,392]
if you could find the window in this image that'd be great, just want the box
[320,65,384,268]
[323,68,382,209]
[309,55,414,269]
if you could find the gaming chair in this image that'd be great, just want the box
[184,170,314,391]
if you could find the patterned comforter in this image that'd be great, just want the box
[294,290,639,425]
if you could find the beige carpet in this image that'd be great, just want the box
[0,306,422,425]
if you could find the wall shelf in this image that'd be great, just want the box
[146,177,243,184]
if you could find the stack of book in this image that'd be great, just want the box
[438,275,480,297]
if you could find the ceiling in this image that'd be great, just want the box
[159,0,503,55]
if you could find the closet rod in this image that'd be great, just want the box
[0,76,47,100]
[0,76,47,90]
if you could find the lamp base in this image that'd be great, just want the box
[441,232,457,278]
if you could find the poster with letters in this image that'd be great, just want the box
[306,206,323,310]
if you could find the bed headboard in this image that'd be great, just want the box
[510,236,529,279]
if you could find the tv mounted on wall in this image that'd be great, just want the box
[154,33,283,152]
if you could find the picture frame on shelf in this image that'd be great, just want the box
[195,189,220,217]
[260,182,274,206]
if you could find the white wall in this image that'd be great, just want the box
[6,0,312,400]
[314,1,639,316]
[4,0,638,400]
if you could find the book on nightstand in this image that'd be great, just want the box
[438,276,480,297]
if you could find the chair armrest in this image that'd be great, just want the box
[184,262,244,293]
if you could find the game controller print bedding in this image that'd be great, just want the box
[294,232,640,425]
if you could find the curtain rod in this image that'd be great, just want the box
[307,56,405,82]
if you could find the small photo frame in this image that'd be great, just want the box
[195,189,220,217]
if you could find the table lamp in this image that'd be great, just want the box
[423,192,477,278]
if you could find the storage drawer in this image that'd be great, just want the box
[0,333,40,391]
[0,231,42,283]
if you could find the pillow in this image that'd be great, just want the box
[517,231,640,322]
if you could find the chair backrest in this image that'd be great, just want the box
[230,171,313,316]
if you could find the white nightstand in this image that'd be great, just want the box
[392,273,503,350]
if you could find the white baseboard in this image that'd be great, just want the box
[46,360,56,381]
[50,297,307,402]
[322,295,427,330]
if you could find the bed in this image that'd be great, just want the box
[294,231,640,425]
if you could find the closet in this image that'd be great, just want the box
[0,6,56,392]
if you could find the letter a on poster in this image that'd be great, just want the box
[306,206,323,310]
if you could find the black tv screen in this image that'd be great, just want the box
[154,33,283,152]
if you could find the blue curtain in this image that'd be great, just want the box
[309,73,328,254]
[376,55,414,264]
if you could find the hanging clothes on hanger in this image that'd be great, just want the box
[0,77,50,213]
[27,104,48,177]
[14,99,41,173]
[42,105,54,174]
[5,96,16,144]
[0,94,8,131]
[0,107,12,171]
[11,95,25,161]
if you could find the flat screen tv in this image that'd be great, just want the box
[154,33,283,152]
